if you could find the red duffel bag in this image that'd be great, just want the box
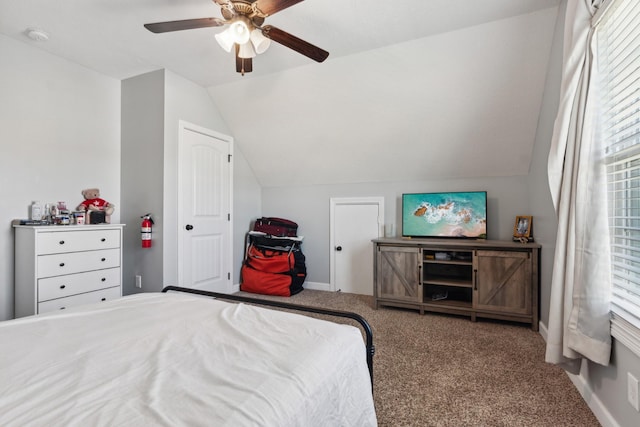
[245,245,293,274]
[240,265,294,297]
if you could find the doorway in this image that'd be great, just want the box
[330,197,384,295]
[178,121,233,293]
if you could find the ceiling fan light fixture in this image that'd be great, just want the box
[250,29,270,54]
[238,41,256,59]
[228,18,250,45]
[214,28,234,53]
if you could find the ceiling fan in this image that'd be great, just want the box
[144,0,329,75]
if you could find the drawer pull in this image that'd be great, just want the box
[101,298,106,301]
[59,240,65,245]
[101,278,106,282]
[60,307,66,310]
[101,238,106,242]
[59,262,65,267]
[101,258,106,262]
[60,285,66,289]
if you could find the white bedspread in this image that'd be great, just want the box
[0,292,377,426]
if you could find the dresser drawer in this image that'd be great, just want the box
[38,248,120,278]
[38,286,121,314]
[37,229,121,255]
[38,267,121,302]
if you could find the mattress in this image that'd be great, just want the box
[0,292,377,426]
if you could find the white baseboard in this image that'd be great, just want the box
[538,321,619,427]
[302,281,331,292]
[539,320,548,341]
[566,371,618,427]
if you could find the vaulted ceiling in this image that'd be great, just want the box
[0,0,561,187]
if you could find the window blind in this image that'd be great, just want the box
[599,0,640,329]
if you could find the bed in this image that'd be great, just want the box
[0,286,377,426]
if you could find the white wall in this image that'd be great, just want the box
[162,70,236,287]
[262,176,529,285]
[121,69,262,293]
[0,37,259,317]
[0,35,121,320]
[209,8,558,189]
[121,69,165,295]
[527,0,565,328]
[231,144,262,284]
[0,46,260,315]
[164,73,262,287]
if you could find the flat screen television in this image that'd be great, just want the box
[402,191,487,239]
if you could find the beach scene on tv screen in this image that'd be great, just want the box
[403,192,487,238]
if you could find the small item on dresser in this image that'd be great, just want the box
[87,210,107,224]
[76,188,115,224]
[48,203,59,219]
[45,201,71,225]
[43,203,51,221]
[73,211,85,225]
[15,219,50,226]
[30,201,42,221]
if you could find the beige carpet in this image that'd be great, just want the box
[236,289,600,427]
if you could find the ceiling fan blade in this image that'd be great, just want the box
[262,25,329,62]
[144,18,226,33]
[236,45,253,75]
[256,0,304,16]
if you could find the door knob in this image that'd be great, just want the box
[336,246,342,251]
[185,224,194,231]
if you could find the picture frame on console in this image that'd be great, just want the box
[513,215,533,242]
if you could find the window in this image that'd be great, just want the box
[598,0,640,353]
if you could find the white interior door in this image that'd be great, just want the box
[330,197,384,295]
[179,122,233,293]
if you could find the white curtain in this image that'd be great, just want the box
[546,0,612,373]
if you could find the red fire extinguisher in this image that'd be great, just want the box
[141,214,154,248]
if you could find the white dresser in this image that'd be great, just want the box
[14,224,124,318]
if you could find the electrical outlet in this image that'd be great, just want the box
[628,372,639,412]
[135,275,142,289]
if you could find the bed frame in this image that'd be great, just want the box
[162,285,375,389]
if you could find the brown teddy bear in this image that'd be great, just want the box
[77,188,115,223]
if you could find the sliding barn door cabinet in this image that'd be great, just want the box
[373,238,540,330]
